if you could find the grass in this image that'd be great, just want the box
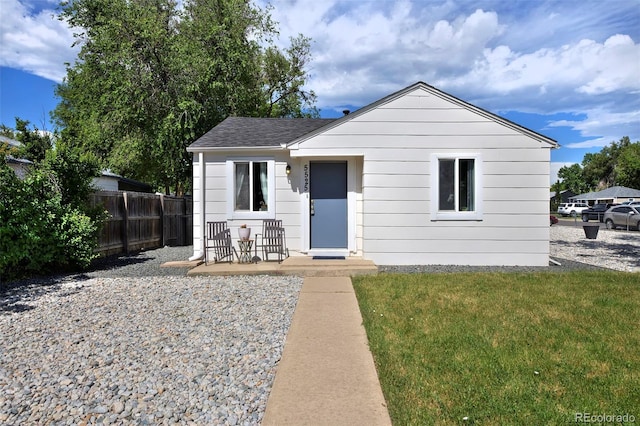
[353,271,640,425]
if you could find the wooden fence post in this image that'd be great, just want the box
[123,192,129,254]
[160,194,166,247]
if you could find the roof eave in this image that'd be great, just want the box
[186,145,283,153]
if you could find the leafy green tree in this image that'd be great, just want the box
[44,141,101,210]
[582,136,633,189]
[0,124,16,139]
[259,35,319,118]
[557,163,590,195]
[0,135,20,159]
[616,141,640,188]
[55,0,317,194]
[11,118,53,163]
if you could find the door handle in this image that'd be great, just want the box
[310,199,315,216]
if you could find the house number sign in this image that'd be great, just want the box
[303,163,309,193]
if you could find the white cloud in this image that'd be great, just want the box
[268,2,506,108]
[265,1,639,123]
[549,109,640,148]
[0,0,78,82]
[446,34,640,105]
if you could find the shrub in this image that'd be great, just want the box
[0,158,101,282]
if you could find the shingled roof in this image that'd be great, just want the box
[572,186,640,201]
[187,117,335,150]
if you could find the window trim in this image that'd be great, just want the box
[226,157,276,220]
[430,153,483,221]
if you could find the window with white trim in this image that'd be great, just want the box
[431,154,482,221]
[226,158,275,219]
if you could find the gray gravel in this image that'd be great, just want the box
[86,245,196,278]
[378,258,605,274]
[1,246,303,425]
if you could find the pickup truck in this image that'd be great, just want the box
[581,203,617,222]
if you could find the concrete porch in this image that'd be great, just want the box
[185,256,378,277]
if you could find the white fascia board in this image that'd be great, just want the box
[288,149,365,158]
[186,146,283,153]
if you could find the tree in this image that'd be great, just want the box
[557,163,590,195]
[259,35,319,118]
[582,136,634,190]
[12,118,53,163]
[616,141,640,188]
[55,0,317,194]
[557,137,640,194]
[0,126,19,159]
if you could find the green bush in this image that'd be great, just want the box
[0,157,101,282]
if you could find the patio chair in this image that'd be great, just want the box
[254,219,289,263]
[204,221,238,264]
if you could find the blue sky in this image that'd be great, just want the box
[1,0,639,184]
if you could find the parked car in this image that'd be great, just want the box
[550,215,558,226]
[557,202,589,217]
[581,203,617,222]
[603,205,640,230]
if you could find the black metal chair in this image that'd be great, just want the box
[204,221,238,264]
[254,219,289,263]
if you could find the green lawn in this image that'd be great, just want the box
[353,271,640,425]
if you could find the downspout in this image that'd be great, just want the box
[189,151,205,261]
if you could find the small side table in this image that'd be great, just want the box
[238,239,254,263]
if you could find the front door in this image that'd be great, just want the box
[310,161,348,249]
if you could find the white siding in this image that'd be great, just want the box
[93,176,119,191]
[294,86,553,266]
[192,150,305,254]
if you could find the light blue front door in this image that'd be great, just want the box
[310,162,348,249]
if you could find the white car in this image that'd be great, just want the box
[557,202,590,217]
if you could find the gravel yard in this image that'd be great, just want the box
[1,229,637,424]
[550,225,640,272]
[0,253,302,425]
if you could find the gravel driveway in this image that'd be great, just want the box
[550,225,640,272]
[1,231,637,425]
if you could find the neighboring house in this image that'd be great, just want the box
[550,189,576,205]
[187,82,559,266]
[1,135,33,179]
[571,186,640,205]
[93,170,153,193]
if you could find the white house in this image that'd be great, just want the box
[187,82,558,266]
[93,170,154,193]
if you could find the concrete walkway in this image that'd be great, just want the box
[262,276,392,426]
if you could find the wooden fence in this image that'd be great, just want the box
[90,191,192,256]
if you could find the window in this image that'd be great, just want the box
[234,161,268,211]
[431,154,482,220]
[226,158,275,219]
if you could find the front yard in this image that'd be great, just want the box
[353,271,640,425]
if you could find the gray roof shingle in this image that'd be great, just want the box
[188,117,335,150]
[573,186,640,200]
